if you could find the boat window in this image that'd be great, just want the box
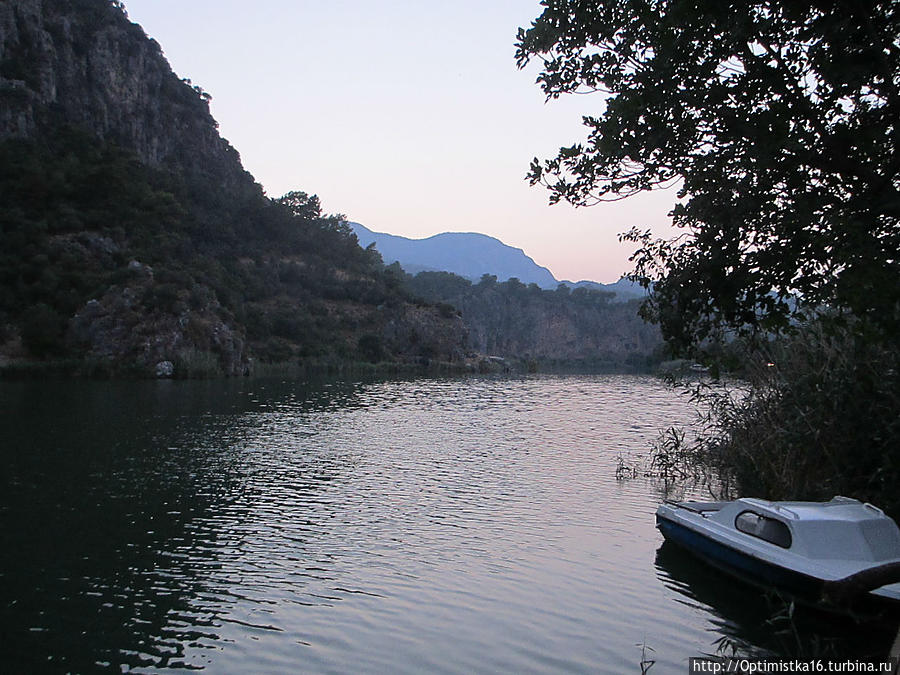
[734,511,792,548]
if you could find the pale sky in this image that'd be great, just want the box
[122,0,678,283]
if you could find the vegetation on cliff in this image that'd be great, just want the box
[401,269,662,371]
[518,0,899,513]
[0,126,465,375]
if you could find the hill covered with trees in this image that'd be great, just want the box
[0,0,466,376]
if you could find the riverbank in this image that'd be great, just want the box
[0,351,663,380]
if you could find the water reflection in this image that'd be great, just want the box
[0,377,370,671]
[654,541,897,661]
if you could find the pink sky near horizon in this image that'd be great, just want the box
[122,0,679,283]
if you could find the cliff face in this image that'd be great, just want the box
[462,295,660,367]
[0,0,251,192]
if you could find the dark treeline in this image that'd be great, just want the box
[0,127,463,375]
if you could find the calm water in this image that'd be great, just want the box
[0,375,894,673]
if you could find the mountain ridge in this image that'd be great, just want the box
[351,222,646,300]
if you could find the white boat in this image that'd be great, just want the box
[656,496,900,611]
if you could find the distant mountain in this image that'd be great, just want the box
[351,222,558,288]
[351,222,647,301]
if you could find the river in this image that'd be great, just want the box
[0,374,892,672]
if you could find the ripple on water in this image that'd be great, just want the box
[2,374,886,672]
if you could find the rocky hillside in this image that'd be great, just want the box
[0,0,466,376]
[0,0,249,190]
[403,271,663,371]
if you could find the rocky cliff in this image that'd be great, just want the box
[0,0,251,191]
[0,0,467,376]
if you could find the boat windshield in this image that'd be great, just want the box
[735,511,792,548]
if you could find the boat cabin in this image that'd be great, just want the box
[675,496,900,563]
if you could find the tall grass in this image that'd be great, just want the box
[174,349,223,379]
[655,322,900,519]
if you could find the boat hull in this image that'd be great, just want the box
[656,514,822,600]
[656,513,900,616]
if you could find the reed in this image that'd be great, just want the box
[653,321,900,519]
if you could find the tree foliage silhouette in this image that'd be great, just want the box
[517,0,899,350]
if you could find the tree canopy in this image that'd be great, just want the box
[275,190,323,220]
[517,0,900,350]
[274,190,355,237]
